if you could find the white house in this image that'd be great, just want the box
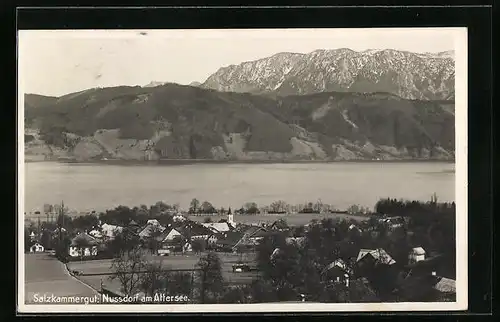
[100,223,123,239]
[30,243,44,253]
[161,228,183,242]
[68,233,99,258]
[356,248,396,266]
[183,242,193,253]
[408,247,426,264]
[173,214,187,222]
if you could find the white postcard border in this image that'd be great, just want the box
[17,27,468,313]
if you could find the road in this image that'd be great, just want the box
[24,253,99,304]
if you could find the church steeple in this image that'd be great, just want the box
[227,207,234,226]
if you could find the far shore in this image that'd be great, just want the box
[24,158,456,166]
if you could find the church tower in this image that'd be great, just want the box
[227,207,234,226]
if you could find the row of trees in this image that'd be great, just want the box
[109,247,225,303]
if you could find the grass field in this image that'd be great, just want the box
[68,252,259,295]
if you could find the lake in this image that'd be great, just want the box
[22,161,455,215]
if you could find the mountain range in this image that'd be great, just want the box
[24,48,455,162]
[201,49,455,100]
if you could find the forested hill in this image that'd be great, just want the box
[24,83,454,162]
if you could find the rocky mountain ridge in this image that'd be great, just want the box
[201,49,455,100]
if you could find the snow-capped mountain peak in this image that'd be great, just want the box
[201,48,455,100]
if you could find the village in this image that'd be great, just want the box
[24,197,457,303]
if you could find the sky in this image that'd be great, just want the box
[18,28,461,97]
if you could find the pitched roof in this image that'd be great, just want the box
[215,231,244,245]
[244,226,266,237]
[397,274,456,300]
[285,237,306,245]
[138,223,166,238]
[202,222,231,233]
[70,232,99,246]
[146,219,161,225]
[178,222,214,237]
[321,259,350,275]
[156,227,182,242]
[433,277,456,293]
[356,248,396,265]
[411,247,426,255]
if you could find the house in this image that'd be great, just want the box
[177,222,214,241]
[348,224,363,234]
[183,242,193,253]
[173,214,187,222]
[379,216,405,230]
[321,259,352,287]
[357,248,396,266]
[211,231,244,251]
[232,227,265,249]
[396,273,456,301]
[285,236,306,246]
[202,222,232,233]
[408,247,426,264]
[159,226,183,242]
[146,219,161,226]
[138,222,166,239]
[100,223,123,240]
[88,229,102,239]
[403,253,455,280]
[30,243,44,253]
[269,219,288,231]
[69,233,99,258]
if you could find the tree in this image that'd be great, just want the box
[166,272,193,299]
[244,202,259,215]
[269,200,287,213]
[107,227,140,257]
[191,239,206,254]
[196,252,224,303]
[145,225,164,255]
[200,201,216,214]
[190,198,200,214]
[72,214,99,231]
[139,260,168,298]
[24,229,33,252]
[110,246,148,296]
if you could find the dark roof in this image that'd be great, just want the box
[178,222,214,237]
[215,231,244,247]
[244,226,267,237]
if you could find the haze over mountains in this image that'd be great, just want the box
[24,48,455,163]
